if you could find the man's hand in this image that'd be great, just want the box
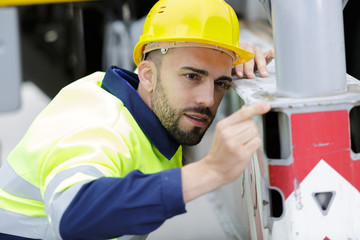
[181,102,271,203]
[205,102,271,185]
[234,42,275,79]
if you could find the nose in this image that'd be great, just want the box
[195,80,215,107]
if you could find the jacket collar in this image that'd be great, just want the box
[101,65,180,160]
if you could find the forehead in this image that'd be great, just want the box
[162,47,233,74]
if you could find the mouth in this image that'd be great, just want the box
[184,113,209,127]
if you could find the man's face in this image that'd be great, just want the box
[151,47,233,146]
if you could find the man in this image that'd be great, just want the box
[0,0,271,239]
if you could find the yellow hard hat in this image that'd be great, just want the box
[133,0,254,66]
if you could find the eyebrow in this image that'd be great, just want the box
[180,66,233,82]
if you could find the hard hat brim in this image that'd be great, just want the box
[134,38,255,66]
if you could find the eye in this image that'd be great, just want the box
[185,73,201,81]
[215,80,232,90]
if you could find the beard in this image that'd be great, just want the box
[151,77,214,146]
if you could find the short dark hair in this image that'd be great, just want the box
[144,49,164,70]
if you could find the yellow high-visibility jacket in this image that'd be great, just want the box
[0,66,185,239]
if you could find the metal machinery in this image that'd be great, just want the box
[222,0,360,239]
[0,0,156,100]
[0,7,22,166]
[0,0,95,166]
[0,8,21,112]
[0,0,97,111]
[0,0,92,7]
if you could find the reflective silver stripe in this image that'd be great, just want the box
[118,235,148,240]
[0,208,52,239]
[43,165,105,205]
[48,182,149,240]
[43,165,105,239]
[0,161,43,202]
[47,181,91,239]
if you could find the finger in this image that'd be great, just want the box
[243,136,263,154]
[222,118,259,142]
[224,102,271,126]
[265,49,275,65]
[232,122,260,146]
[254,46,269,78]
[240,42,256,79]
[244,58,256,79]
[234,64,244,78]
[231,134,262,163]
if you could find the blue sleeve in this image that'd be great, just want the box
[59,168,186,240]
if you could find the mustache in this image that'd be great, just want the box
[183,106,213,119]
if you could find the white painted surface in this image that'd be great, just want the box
[272,160,360,239]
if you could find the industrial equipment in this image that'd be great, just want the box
[220,0,360,238]
[0,8,21,112]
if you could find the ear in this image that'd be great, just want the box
[137,60,157,93]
